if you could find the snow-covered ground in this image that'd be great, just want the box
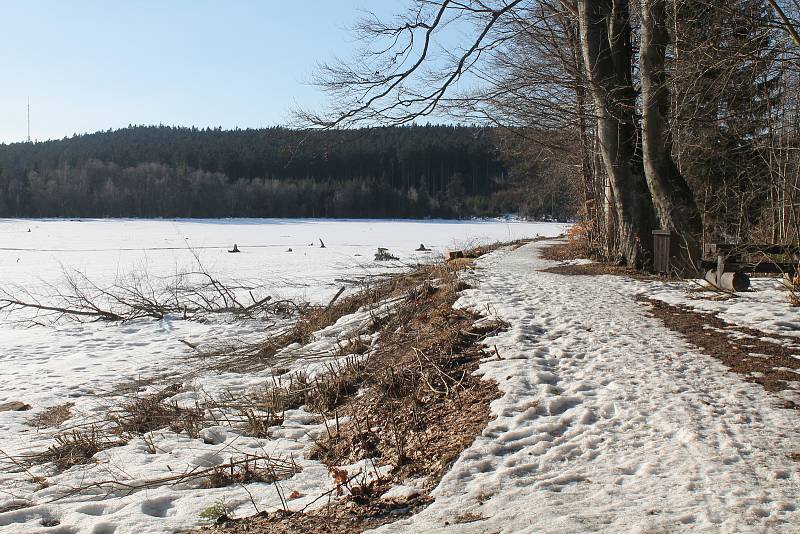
[2,225,797,533]
[0,218,567,534]
[378,241,800,533]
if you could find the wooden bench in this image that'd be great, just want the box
[699,243,799,291]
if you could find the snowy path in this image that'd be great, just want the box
[377,241,800,533]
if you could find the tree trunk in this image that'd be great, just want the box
[565,13,599,253]
[577,0,656,268]
[639,0,702,270]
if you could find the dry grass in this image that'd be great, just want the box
[31,427,126,471]
[203,455,300,489]
[45,453,301,502]
[539,227,587,262]
[27,403,74,429]
[195,243,512,533]
[108,383,205,439]
[12,242,516,528]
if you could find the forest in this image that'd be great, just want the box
[0,124,575,219]
[300,0,800,269]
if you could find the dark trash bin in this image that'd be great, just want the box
[652,230,679,274]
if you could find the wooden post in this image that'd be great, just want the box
[716,254,725,287]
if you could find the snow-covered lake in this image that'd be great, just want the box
[0,218,564,297]
[0,217,566,407]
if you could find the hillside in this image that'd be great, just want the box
[0,125,561,219]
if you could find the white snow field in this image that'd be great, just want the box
[0,218,567,534]
[376,241,800,533]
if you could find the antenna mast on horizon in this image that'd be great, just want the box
[27,97,31,143]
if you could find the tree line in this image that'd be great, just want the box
[305,0,800,268]
[0,124,575,219]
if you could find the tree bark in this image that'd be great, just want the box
[639,0,702,269]
[577,0,656,267]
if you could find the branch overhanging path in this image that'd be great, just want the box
[374,240,799,533]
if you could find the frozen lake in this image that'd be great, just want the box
[0,217,567,419]
[0,218,567,302]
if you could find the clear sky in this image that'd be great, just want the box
[0,0,399,144]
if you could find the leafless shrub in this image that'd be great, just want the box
[203,455,296,489]
[789,267,800,306]
[240,407,285,439]
[306,356,370,413]
[49,453,301,502]
[0,260,298,325]
[31,427,126,472]
[110,394,204,439]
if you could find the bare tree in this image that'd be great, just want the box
[639,0,702,267]
[304,0,800,270]
[576,0,657,266]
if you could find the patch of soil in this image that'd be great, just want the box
[539,240,587,262]
[542,261,653,278]
[540,242,657,280]
[200,496,431,533]
[639,296,800,409]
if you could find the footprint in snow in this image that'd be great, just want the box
[140,496,176,518]
[91,523,117,534]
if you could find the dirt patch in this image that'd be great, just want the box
[541,261,653,278]
[640,296,800,409]
[539,239,585,262]
[200,496,431,533]
[540,242,659,280]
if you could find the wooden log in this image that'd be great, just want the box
[704,269,750,292]
[324,286,346,313]
[0,401,31,412]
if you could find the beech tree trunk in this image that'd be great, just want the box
[577,0,656,267]
[639,0,702,269]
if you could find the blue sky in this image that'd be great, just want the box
[0,1,402,143]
